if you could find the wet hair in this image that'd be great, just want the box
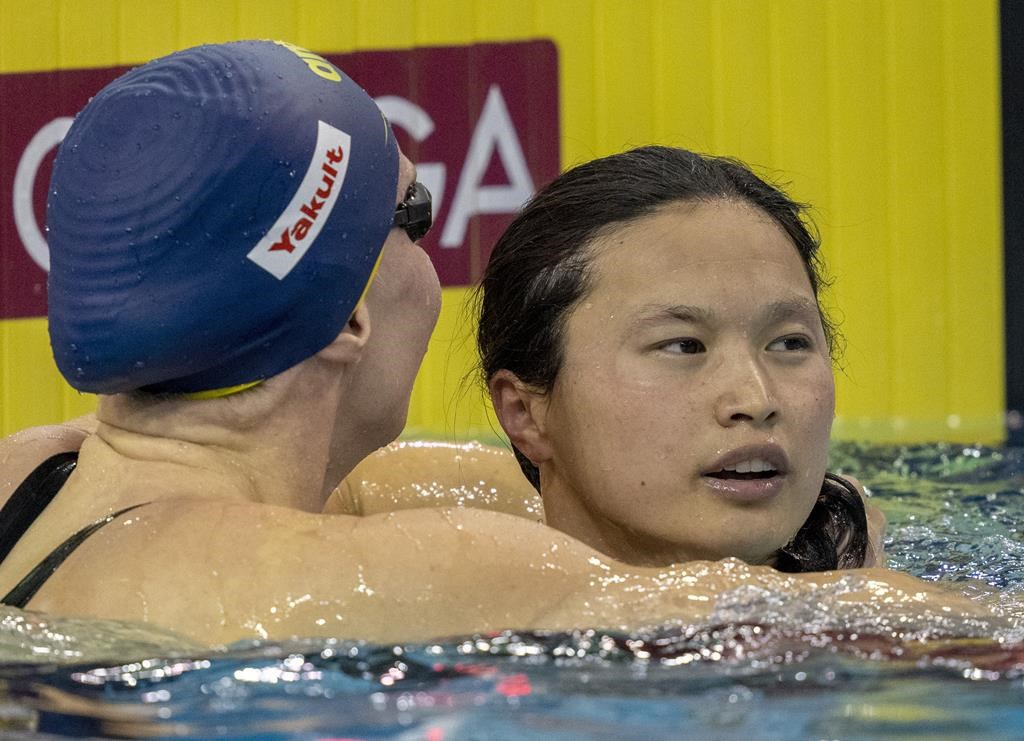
[477,145,867,572]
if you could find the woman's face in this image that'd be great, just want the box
[346,151,442,445]
[535,198,835,565]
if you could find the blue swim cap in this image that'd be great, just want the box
[47,40,399,394]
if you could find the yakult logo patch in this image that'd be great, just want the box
[247,120,351,279]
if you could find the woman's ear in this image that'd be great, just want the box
[317,302,371,365]
[488,369,554,465]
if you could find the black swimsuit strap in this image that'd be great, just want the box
[0,451,79,564]
[1,503,147,608]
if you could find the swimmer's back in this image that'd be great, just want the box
[16,495,641,645]
[0,426,611,644]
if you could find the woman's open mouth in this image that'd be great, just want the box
[707,457,777,480]
[702,448,789,501]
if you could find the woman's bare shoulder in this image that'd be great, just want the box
[0,415,97,506]
[31,500,590,645]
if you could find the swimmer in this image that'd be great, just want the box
[0,45,990,644]
[342,146,885,569]
[478,146,879,570]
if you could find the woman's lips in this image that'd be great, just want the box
[701,443,790,502]
[702,471,787,502]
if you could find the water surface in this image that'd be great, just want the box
[1,442,1022,739]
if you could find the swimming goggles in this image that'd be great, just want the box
[393,181,432,241]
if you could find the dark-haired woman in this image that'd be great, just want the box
[478,145,880,573]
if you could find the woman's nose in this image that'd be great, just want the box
[713,357,779,427]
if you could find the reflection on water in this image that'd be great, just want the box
[1,442,1023,739]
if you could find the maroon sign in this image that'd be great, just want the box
[0,40,560,320]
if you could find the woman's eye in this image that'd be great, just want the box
[767,335,811,352]
[661,338,706,354]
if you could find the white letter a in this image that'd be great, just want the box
[441,85,535,247]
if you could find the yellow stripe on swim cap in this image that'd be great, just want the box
[181,380,263,401]
[353,247,386,310]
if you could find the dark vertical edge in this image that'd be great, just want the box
[1002,0,1024,443]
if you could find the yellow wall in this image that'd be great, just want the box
[0,0,1004,443]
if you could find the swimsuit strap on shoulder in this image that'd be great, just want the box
[0,452,79,564]
[1,503,148,609]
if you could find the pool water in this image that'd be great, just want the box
[1,442,1023,739]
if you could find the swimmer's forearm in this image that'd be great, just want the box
[332,441,544,519]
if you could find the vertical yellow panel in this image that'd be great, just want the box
[651,0,715,150]
[120,0,180,64]
[0,323,6,433]
[176,0,238,47]
[0,0,59,72]
[710,0,773,166]
[885,1,949,434]
[57,0,119,69]
[590,0,657,152]
[532,0,598,163]
[235,0,298,41]
[826,0,896,438]
[769,0,829,205]
[413,1,477,46]
[405,287,495,440]
[297,2,358,52]
[1,319,66,431]
[353,0,415,49]
[472,0,537,39]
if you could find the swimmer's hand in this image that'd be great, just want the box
[839,474,887,568]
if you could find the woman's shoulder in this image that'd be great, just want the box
[28,500,581,645]
[0,416,96,508]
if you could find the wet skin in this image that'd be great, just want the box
[527,199,835,566]
[329,152,442,461]
[0,188,959,645]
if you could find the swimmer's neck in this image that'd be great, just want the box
[83,365,365,512]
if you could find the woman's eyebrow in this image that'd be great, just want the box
[631,304,714,327]
[628,298,819,328]
[764,297,821,324]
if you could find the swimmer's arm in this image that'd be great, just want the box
[326,441,544,521]
[39,504,667,643]
[41,503,988,647]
